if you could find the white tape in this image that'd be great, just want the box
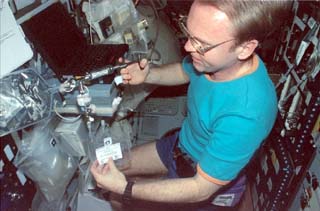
[0,159,4,172]
[16,170,27,186]
[114,75,123,85]
[4,144,14,161]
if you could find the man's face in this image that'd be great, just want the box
[184,1,239,74]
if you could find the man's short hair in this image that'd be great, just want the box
[200,0,292,46]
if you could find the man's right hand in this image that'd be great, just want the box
[120,58,149,85]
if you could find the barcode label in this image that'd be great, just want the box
[96,143,122,165]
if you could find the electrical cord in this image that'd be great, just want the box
[53,100,82,123]
[88,0,93,44]
[147,0,160,62]
[134,0,140,6]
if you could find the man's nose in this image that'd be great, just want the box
[184,39,196,53]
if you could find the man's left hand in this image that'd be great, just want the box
[90,158,127,194]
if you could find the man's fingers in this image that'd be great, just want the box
[140,58,148,69]
[122,74,131,80]
[90,160,107,175]
[102,164,110,174]
[91,160,100,170]
[118,57,131,64]
[90,160,98,175]
[97,163,104,173]
[120,68,129,74]
[107,157,117,171]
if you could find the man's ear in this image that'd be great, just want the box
[236,39,259,60]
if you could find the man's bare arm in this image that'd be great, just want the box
[145,63,190,86]
[131,173,221,203]
[91,159,223,203]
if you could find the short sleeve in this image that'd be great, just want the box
[198,113,264,182]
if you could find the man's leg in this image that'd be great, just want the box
[108,141,168,210]
[123,141,168,176]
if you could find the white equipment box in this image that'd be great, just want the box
[0,0,33,78]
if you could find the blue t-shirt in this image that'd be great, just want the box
[179,55,277,183]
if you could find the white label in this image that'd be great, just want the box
[211,193,235,206]
[96,143,123,165]
[114,75,123,85]
[0,159,4,172]
[16,170,27,186]
[294,16,306,31]
[295,41,309,65]
[4,144,14,161]
[14,0,35,10]
[256,173,260,185]
[307,17,316,29]
[261,156,268,175]
[112,97,122,109]
[267,178,273,192]
[311,65,319,80]
[104,137,113,145]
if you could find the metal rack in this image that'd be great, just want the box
[248,1,320,210]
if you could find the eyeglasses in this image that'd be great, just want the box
[178,16,235,55]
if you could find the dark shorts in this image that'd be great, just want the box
[155,131,247,209]
[156,130,180,179]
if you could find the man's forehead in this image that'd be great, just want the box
[212,9,229,22]
[191,1,229,21]
[188,1,233,37]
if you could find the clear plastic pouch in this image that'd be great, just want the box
[54,118,89,157]
[13,123,78,202]
[31,190,68,211]
[0,68,53,137]
[109,119,132,169]
[93,119,132,170]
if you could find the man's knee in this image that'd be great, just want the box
[124,141,167,176]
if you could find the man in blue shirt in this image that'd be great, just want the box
[90,0,290,209]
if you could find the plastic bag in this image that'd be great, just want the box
[0,68,52,136]
[31,177,79,211]
[109,119,133,169]
[31,190,67,211]
[54,118,89,157]
[14,123,78,202]
[91,119,132,170]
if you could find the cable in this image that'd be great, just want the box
[53,100,82,123]
[147,0,160,62]
[154,0,167,10]
[134,0,141,6]
[88,0,93,44]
